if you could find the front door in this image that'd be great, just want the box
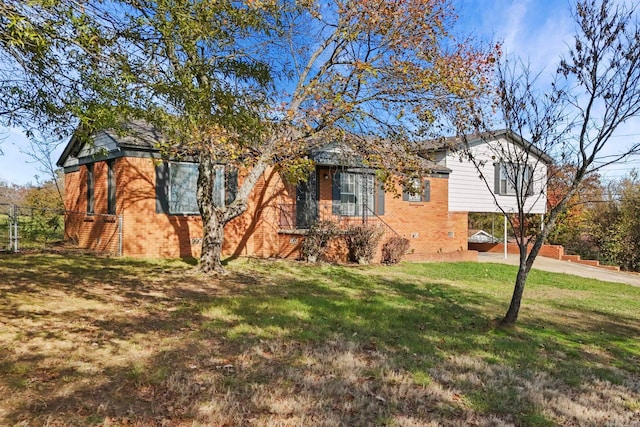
[295,170,318,228]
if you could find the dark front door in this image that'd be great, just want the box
[295,170,318,228]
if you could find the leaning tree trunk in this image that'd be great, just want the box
[500,188,576,325]
[501,244,532,326]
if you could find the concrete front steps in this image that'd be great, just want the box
[561,254,620,271]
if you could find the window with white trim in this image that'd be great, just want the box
[402,178,430,202]
[336,172,375,216]
[496,162,534,197]
[407,178,422,202]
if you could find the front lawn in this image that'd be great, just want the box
[1,254,639,426]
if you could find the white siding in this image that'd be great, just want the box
[444,137,548,214]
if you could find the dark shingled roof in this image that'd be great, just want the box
[57,120,165,167]
[102,120,165,149]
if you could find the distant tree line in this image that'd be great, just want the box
[0,172,63,211]
[547,170,640,272]
[470,167,640,273]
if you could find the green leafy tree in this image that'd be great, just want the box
[1,0,496,273]
[0,1,110,133]
[120,0,496,273]
[594,173,640,271]
[22,172,65,245]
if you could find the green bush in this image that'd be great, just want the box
[345,224,384,265]
[21,210,64,245]
[381,236,410,264]
[301,220,338,262]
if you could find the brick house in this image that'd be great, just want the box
[57,124,548,262]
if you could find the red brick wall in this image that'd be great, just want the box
[322,169,470,261]
[469,242,565,260]
[63,158,473,262]
[63,163,120,254]
[63,158,295,258]
[115,157,203,258]
[279,168,473,263]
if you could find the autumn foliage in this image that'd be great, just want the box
[2,0,498,272]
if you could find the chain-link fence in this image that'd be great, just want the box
[0,204,122,255]
[0,203,12,251]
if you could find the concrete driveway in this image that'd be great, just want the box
[478,252,640,287]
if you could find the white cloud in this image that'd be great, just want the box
[501,0,531,55]
[476,0,574,80]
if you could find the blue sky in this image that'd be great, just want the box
[1,0,639,185]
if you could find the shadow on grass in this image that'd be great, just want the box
[1,254,639,426]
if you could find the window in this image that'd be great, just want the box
[170,162,200,214]
[107,160,116,214]
[86,163,94,214]
[402,178,430,203]
[332,172,380,216]
[156,162,238,215]
[212,165,225,208]
[495,162,534,197]
[498,163,514,195]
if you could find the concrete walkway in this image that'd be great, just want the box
[478,252,640,287]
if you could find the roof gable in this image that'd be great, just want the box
[56,121,164,167]
[424,129,554,165]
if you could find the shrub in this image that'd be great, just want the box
[381,236,410,265]
[301,220,338,262]
[345,224,384,265]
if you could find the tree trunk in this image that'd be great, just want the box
[197,153,227,273]
[499,189,575,325]
[196,151,270,274]
[500,245,531,326]
[200,209,227,273]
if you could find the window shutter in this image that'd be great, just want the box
[423,179,430,202]
[494,163,501,195]
[332,171,341,215]
[87,163,94,214]
[107,160,116,214]
[225,167,238,205]
[525,165,533,197]
[155,162,169,213]
[376,181,385,215]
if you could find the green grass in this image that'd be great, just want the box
[0,212,65,250]
[1,254,639,426]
